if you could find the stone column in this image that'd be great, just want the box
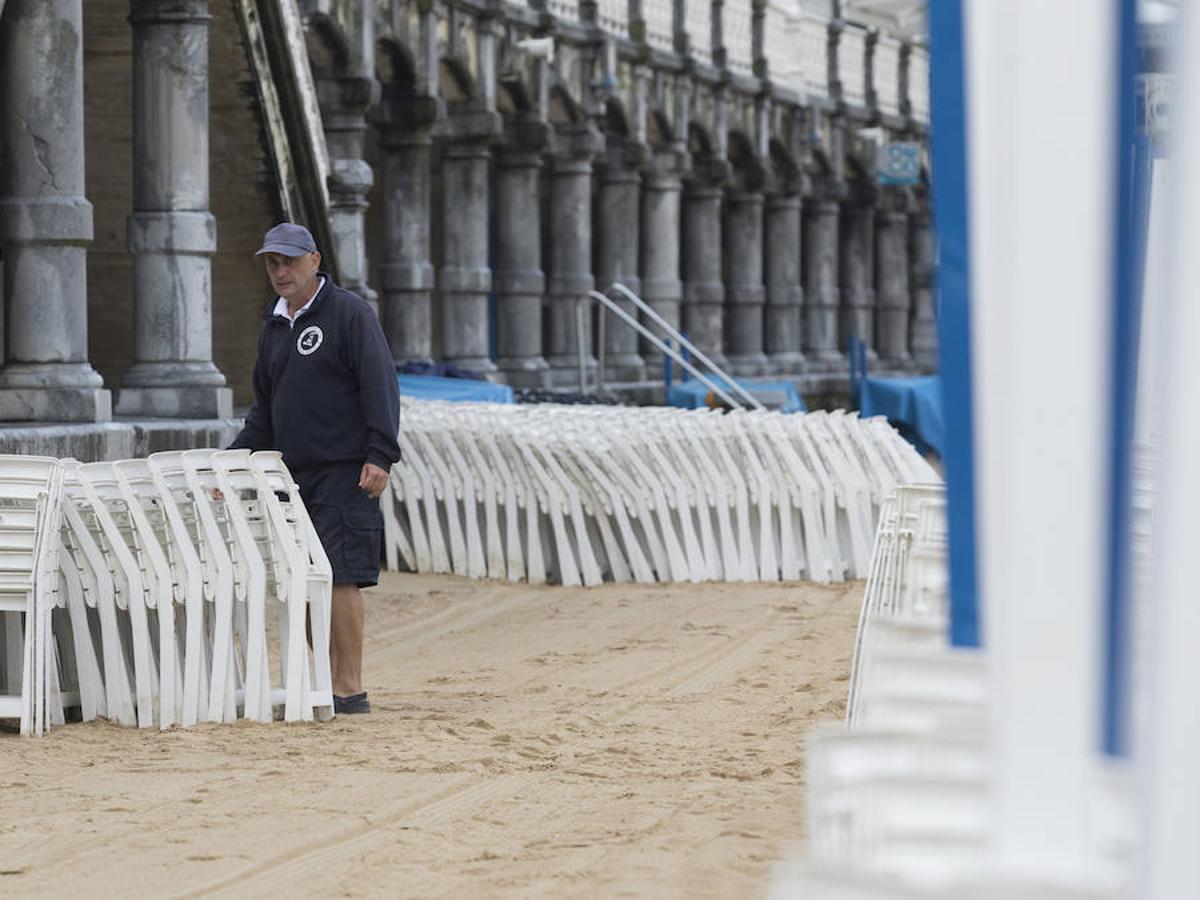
[494,145,549,385]
[682,179,727,366]
[595,153,646,383]
[909,203,938,371]
[640,164,685,365]
[546,151,596,383]
[839,200,877,363]
[875,202,912,369]
[319,72,379,313]
[117,0,231,418]
[723,190,769,375]
[803,195,844,369]
[764,191,805,373]
[439,139,496,373]
[0,0,110,421]
[380,124,434,365]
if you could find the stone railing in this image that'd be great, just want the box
[838,22,869,108]
[547,0,581,24]
[765,0,804,95]
[596,0,630,40]
[723,0,754,76]
[685,0,713,68]
[643,0,675,52]
[909,44,929,123]
[793,11,829,99]
[874,33,902,116]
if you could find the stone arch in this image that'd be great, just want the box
[646,109,673,149]
[727,130,766,190]
[687,122,714,159]
[439,57,476,104]
[604,97,630,136]
[548,84,583,126]
[376,36,418,90]
[768,138,800,190]
[497,77,533,116]
[304,12,350,76]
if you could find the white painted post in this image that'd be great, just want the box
[965,0,1115,881]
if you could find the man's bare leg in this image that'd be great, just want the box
[331,583,364,697]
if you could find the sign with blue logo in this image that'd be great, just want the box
[877,142,922,185]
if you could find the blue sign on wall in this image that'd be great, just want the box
[877,141,922,185]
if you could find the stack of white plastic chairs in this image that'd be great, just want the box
[772,482,997,897]
[0,456,65,736]
[0,449,335,736]
[382,399,938,587]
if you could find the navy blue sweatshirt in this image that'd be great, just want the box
[230,274,401,472]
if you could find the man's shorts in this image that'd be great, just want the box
[293,461,384,587]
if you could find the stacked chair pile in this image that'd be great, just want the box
[381,399,940,587]
[772,483,993,897]
[0,450,334,736]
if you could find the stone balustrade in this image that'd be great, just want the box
[874,34,903,117]
[838,22,870,108]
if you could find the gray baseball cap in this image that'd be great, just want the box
[256,222,318,257]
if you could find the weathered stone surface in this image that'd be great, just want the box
[380,129,435,366]
[909,206,938,372]
[118,0,230,418]
[595,160,645,384]
[723,190,769,376]
[682,182,726,367]
[494,149,549,386]
[764,193,805,373]
[639,168,685,365]
[439,139,496,374]
[546,152,596,385]
[875,207,912,369]
[839,201,876,362]
[0,0,110,421]
[803,198,844,371]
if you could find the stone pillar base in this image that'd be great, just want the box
[497,357,551,389]
[448,357,500,378]
[599,353,646,385]
[0,387,113,423]
[765,352,806,376]
[115,385,233,419]
[805,350,847,374]
[727,353,771,377]
[547,356,597,390]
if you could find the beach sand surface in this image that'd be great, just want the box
[0,571,860,898]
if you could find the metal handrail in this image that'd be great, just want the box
[586,291,744,410]
[610,282,765,410]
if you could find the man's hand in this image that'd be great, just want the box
[358,462,390,499]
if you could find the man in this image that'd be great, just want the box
[230,222,400,715]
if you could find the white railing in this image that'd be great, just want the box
[908,44,929,123]
[596,0,630,39]
[874,33,902,116]
[765,0,804,94]
[723,0,754,76]
[838,22,868,107]
[685,0,713,67]
[547,0,581,23]
[643,0,675,52]
[794,11,829,98]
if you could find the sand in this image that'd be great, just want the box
[0,571,861,898]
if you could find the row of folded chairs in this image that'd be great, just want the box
[381,401,939,587]
[0,450,334,736]
[772,483,979,895]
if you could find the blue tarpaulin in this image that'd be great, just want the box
[858,374,944,456]
[667,378,807,413]
[397,374,514,404]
